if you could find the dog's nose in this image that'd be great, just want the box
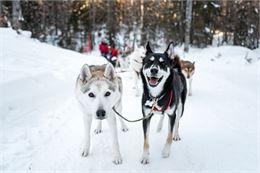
[150,68,158,75]
[96,109,106,119]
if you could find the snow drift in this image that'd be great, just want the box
[0,28,259,172]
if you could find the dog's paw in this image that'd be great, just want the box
[94,129,102,134]
[81,147,89,157]
[173,136,181,141]
[121,126,129,132]
[161,144,171,158]
[113,155,123,165]
[140,154,150,164]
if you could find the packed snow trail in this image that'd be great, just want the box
[0,28,259,172]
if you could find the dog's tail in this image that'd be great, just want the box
[171,55,182,73]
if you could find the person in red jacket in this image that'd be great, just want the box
[109,44,119,67]
[111,47,118,58]
[99,41,109,58]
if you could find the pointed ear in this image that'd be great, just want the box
[164,41,174,57]
[193,61,195,65]
[80,64,92,83]
[104,63,116,80]
[146,42,153,56]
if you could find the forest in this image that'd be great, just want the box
[1,1,259,171]
[1,0,259,52]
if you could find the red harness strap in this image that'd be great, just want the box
[162,90,173,112]
[152,91,173,112]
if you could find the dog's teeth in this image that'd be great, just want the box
[148,77,160,86]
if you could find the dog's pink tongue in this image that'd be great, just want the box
[149,78,158,85]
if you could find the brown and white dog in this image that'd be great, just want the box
[180,60,195,96]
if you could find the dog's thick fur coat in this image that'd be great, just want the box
[180,59,195,96]
[140,42,187,164]
[75,63,128,165]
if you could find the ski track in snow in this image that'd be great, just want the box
[0,28,259,173]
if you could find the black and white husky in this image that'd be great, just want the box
[75,63,128,165]
[140,42,187,164]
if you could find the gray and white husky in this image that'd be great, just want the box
[75,63,128,165]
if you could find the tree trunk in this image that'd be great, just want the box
[140,0,144,29]
[12,0,21,31]
[107,0,111,44]
[257,1,260,47]
[0,1,2,15]
[92,0,96,48]
[107,0,111,30]
[184,0,192,52]
[180,0,184,44]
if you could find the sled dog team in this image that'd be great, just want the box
[75,42,195,164]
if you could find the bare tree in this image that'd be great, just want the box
[0,1,2,15]
[184,0,192,52]
[140,0,144,29]
[12,0,22,31]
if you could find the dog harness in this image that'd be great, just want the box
[155,90,173,112]
[113,91,173,123]
[145,90,173,113]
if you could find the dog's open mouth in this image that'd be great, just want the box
[147,76,163,87]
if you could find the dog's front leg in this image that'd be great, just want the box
[81,115,92,157]
[162,114,176,158]
[119,117,129,132]
[107,115,122,165]
[140,108,152,164]
[188,77,193,96]
[157,114,165,132]
[116,103,129,132]
[94,120,102,134]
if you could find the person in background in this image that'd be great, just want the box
[109,44,119,67]
[111,46,118,59]
[99,40,109,58]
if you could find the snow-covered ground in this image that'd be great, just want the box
[0,28,259,173]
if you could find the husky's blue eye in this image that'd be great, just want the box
[105,91,111,97]
[88,92,95,98]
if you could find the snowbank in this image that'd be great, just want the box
[0,28,259,172]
